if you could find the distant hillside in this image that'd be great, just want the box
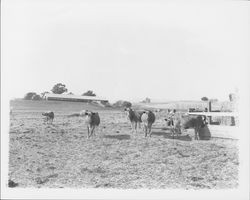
[10,99,115,113]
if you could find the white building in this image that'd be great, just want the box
[44,93,109,103]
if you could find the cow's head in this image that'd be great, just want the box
[124,107,133,116]
[142,110,150,114]
[197,115,208,127]
[42,112,49,116]
[85,110,95,116]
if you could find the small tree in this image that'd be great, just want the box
[24,92,37,100]
[41,91,50,99]
[113,100,132,108]
[229,93,235,102]
[51,83,68,94]
[123,101,132,108]
[82,90,96,96]
[142,97,151,103]
[32,94,42,100]
[201,97,209,101]
[68,92,74,95]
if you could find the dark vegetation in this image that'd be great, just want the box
[113,100,132,108]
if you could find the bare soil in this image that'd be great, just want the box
[8,100,238,189]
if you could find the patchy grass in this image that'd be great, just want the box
[8,100,238,189]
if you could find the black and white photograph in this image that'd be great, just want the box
[1,0,249,199]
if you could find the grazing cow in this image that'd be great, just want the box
[141,110,156,137]
[182,115,207,140]
[124,107,143,133]
[42,111,54,124]
[164,109,177,126]
[84,110,100,138]
[165,109,176,126]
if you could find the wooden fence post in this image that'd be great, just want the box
[207,101,212,124]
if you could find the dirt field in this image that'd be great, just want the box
[8,100,239,189]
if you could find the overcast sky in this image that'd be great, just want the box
[2,0,249,102]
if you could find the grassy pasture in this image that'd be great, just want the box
[8,100,238,189]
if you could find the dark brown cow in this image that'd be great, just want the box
[182,115,207,140]
[42,111,54,124]
[84,110,100,138]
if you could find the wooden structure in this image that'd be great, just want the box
[188,100,238,123]
[188,111,238,117]
[44,94,109,103]
[188,100,239,139]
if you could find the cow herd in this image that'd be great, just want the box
[41,107,208,140]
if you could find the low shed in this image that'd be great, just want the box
[44,94,109,103]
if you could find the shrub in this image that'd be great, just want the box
[24,92,37,100]
[31,94,42,100]
[82,90,96,96]
[41,91,50,99]
[201,97,209,101]
[24,92,42,100]
[113,100,132,108]
[51,83,68,94]
[229,93,237,102]
[141,97,151,103]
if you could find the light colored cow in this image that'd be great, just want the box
[141,110,156,137]
[164,110,184,138]
[124,107,143,133]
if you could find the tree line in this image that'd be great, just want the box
[23,82,236,105]
[24,83,96,100]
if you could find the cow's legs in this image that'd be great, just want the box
[149,124,152,137]
[144,124,148,137]
[93,127,97,135]
[142,123,145,132]
[90,126,96,137]
[197,126,201,140]
[135,122,137,133]
[176,126,181,138]
[87,126,90,138]
[194,127,199,140]
[130,122,135,133]
[170,126,175,139]
[44,116,49,124]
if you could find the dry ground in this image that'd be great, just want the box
[8,100,238,189]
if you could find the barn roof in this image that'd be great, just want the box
[44,93,108,101]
